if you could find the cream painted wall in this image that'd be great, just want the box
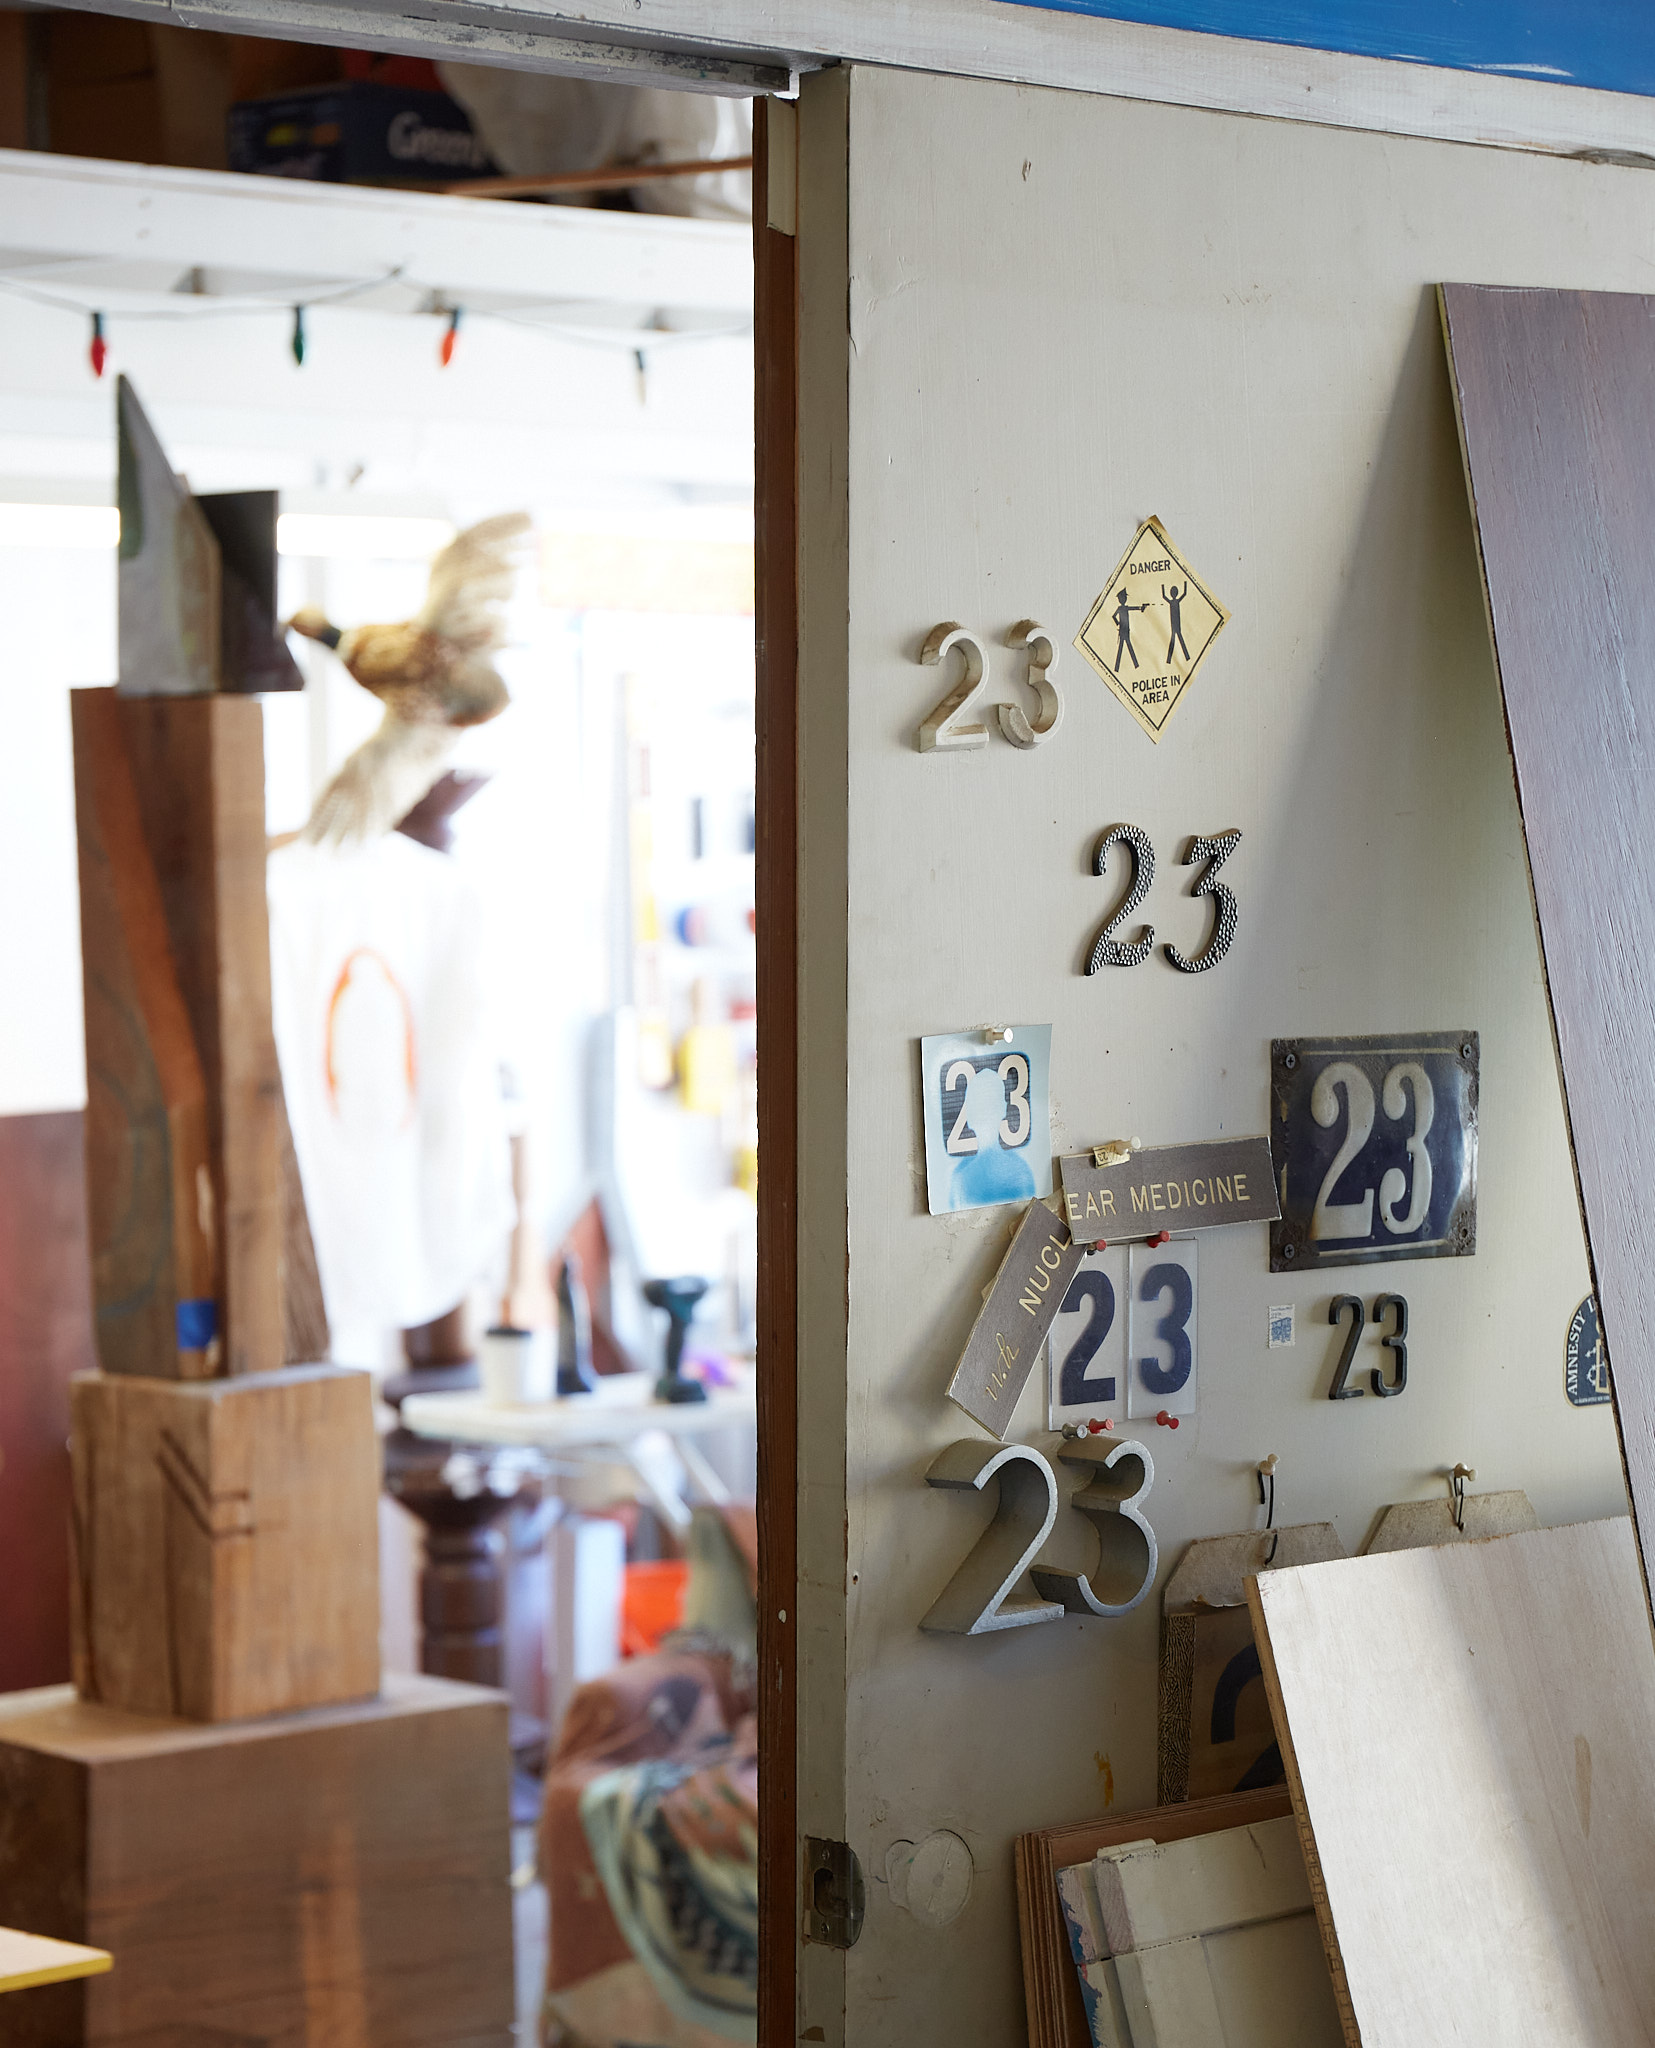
[794,65,1654,2046]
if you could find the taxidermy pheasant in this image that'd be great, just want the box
[287,511,531,845]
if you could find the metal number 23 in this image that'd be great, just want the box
[1327,1292,1409,1399]
[1085,825,1241,974]
[921,1437,1157,1633]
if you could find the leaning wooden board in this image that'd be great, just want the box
[1015,1785,1293,2048]
[1248,1520,1655,2046]
[117,693,283,1376]
[1440,284,1655,1605]
[71,688,218,1380]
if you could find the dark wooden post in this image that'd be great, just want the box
[382,1303,524,1688]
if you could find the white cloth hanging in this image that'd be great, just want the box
[268,833,514,1364]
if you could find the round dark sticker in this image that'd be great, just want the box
[1566,1296,1610,1407]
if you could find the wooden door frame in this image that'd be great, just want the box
[753,95,801,2047]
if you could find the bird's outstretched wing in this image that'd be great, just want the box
[416,512,532,652]
[303,717,457,848]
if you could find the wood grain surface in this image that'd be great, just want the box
[72,688,217,1380]
[118,694,282,1376]
[70,1364,380,1721]
[1250,1520,1655,2046]
[1015,1786,1294,2048]
[0,1112,95,1692]
[0,1673,510,2047]
[1441,284,1655,1610]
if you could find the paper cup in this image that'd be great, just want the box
[480,1326,554,1406]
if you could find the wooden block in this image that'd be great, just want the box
[1440,285,1655,1609]
[1364,1488,1537,1552]
[70,1366,379,1722]
[116,693,282,1376]
[1015,1786,1293,2048]
[1249,1518,1655,2047]
[72,688,217,1381]
[0,1674,512,2046]
[1157,1527,1344,1803]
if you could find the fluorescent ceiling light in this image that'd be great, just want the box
[0,504,119,548]
[276,514,456,559]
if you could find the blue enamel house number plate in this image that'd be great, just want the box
[1269,1033,1477,1273]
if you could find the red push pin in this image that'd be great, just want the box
[1086,1418,1113,1435]
[1156,1410,1180,1429]
[1149,1230,1171,1247]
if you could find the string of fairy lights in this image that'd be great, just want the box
[0,266,750,382]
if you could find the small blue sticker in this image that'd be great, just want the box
[177,1298,218,1351]
[1268,1305,1295,1349]
[1566,1296,1609,1407]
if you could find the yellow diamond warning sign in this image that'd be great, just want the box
[1075,517,1229,742]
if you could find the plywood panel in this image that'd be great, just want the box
[1015,1787,1294,2048]
[1249,1519,1655,2046]
[1439,282,1655,1607]
[790,65,1655,2047]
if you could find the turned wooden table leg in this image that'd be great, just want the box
[382,1305,525,1688]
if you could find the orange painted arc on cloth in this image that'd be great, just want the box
[325,947,417,1122]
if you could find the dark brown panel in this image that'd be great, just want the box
[753,97,800,2048]
[0,1110,95,1692]
[1440,282,1655,1600]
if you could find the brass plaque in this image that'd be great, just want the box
[1059,1136,1278,1247]
[945,1203,1084,1438]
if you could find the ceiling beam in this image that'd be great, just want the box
[0,149,753,319]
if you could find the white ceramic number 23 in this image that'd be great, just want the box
[917,620,1064,753]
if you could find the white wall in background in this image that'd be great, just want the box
[0,547,113,1115]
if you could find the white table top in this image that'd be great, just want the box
[399,1382,756,1452]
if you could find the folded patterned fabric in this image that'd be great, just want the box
[580,1713,758,2040]
[541,1648,757,2045]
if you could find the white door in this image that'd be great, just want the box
[772,62,1649,2047]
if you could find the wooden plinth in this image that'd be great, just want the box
[0,1674,512,2047]
[70,1366,380,1722]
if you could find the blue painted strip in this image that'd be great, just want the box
[997,0,1655,100]
[176,1297,218,1350]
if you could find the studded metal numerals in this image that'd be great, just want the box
[1165,830,1241,973]
[1084,825,1242,974]
[1087,825,1157,970]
